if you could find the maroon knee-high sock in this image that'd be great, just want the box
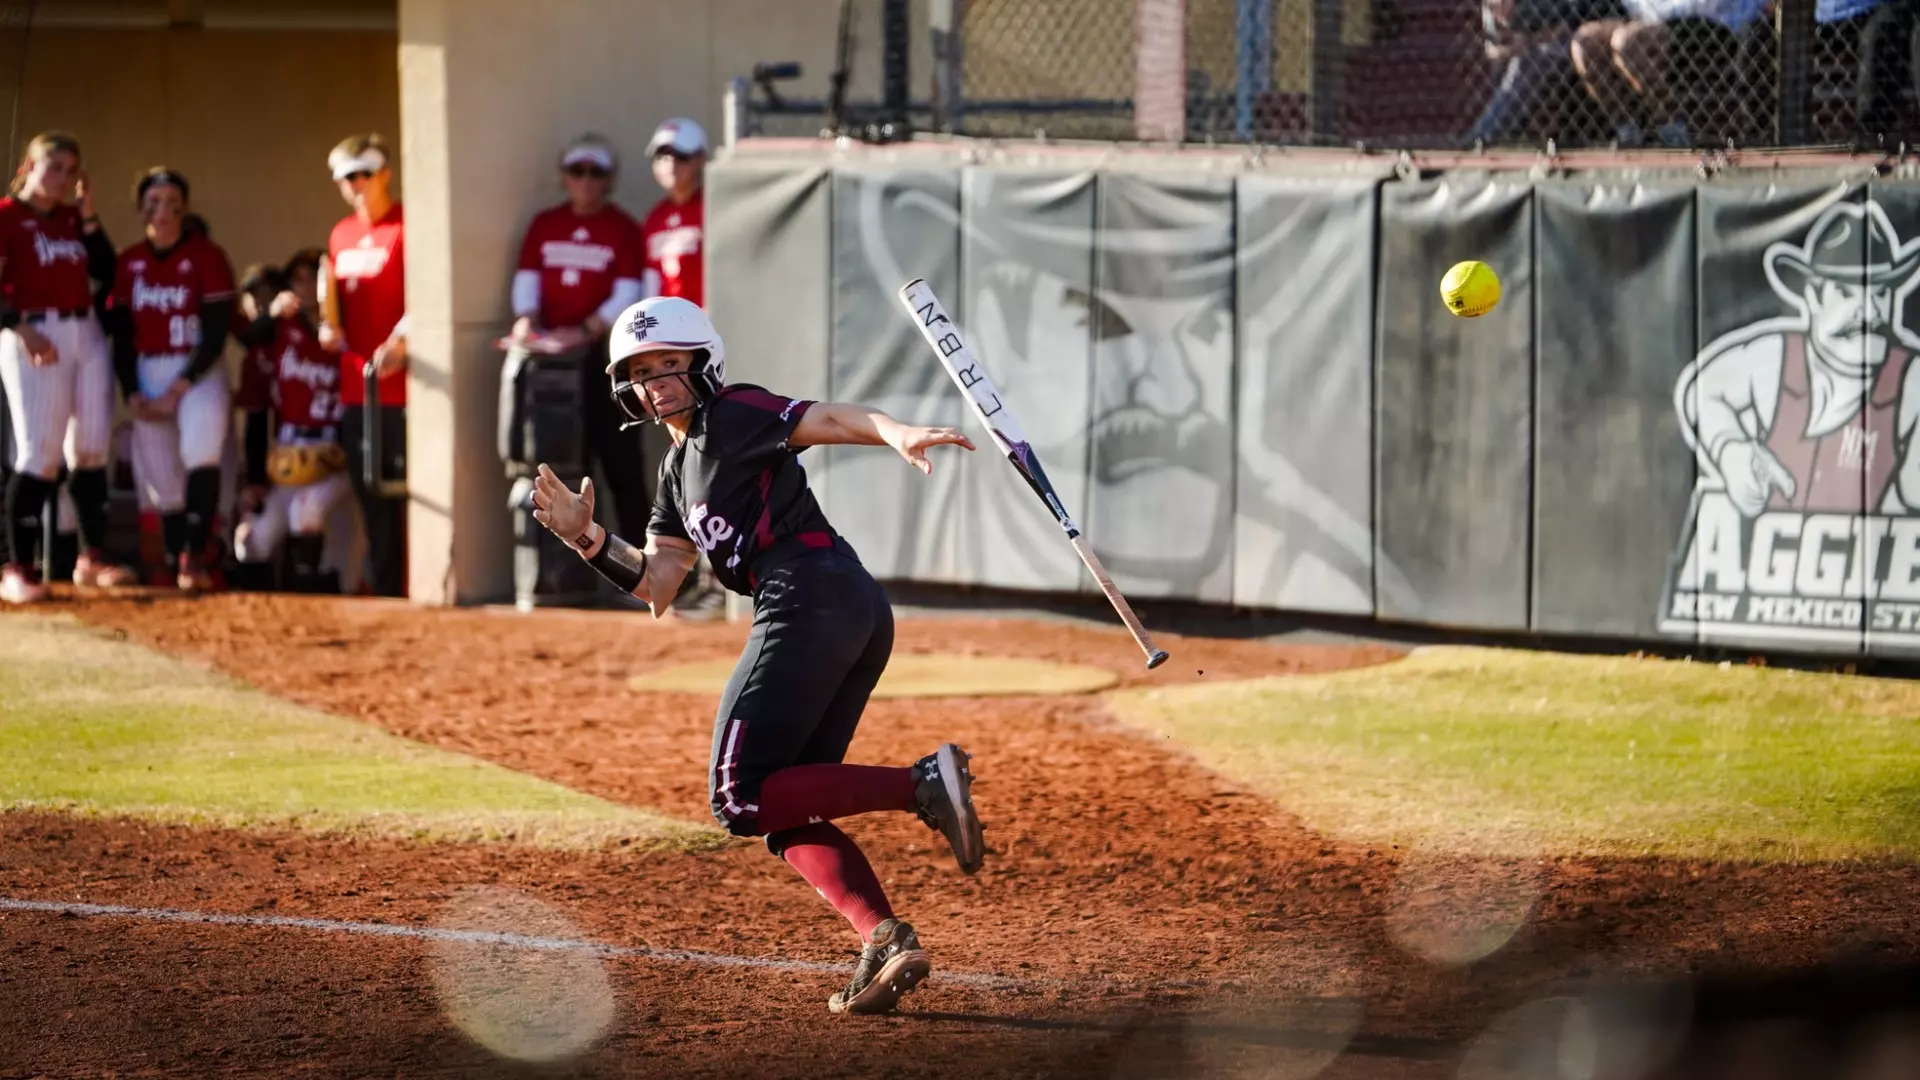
[774,821,894,940]
[754,764,917,834]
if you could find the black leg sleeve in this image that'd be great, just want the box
[161,512,188,562]
[67,467,110,552]
[243,410,270,487]
[4,471,51,571]
[285,534,326,592]
[183,466,222,556]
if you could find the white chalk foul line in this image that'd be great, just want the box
[0,897,1028,990]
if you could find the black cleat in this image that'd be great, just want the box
[827,918,932,1015]
[912,743,986,874]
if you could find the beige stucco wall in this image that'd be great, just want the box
[5,25,398,281]
[398,0,904,604]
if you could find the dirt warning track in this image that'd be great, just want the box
[2,594,1917,1078]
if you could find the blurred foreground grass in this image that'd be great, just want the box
[0,614,721,852]
[1107,645,1920,861]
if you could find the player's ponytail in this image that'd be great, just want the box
[10,130,80,197]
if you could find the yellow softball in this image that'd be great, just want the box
[1440,260,1501,318]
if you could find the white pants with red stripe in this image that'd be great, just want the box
[130,352,230,513]
[0,313,113,478]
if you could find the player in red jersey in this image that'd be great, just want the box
[505,133,652,540]
[0,131,127,604]
[105,168,238,592]
[638,118,707,308]
[323,133,407,596]
[233,249,352,594]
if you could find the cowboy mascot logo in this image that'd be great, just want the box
[1661,200,1920,645]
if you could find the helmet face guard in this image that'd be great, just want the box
[610,347,720,428]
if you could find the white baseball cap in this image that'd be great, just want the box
[646,118,708,158]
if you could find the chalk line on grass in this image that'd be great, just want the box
[0,897,1028,990]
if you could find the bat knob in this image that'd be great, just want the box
[1146,649,1170,670]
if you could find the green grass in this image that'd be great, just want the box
[0,615,722,852]
[1105,646,1920,862]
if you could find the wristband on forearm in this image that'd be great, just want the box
[585,529,650,594]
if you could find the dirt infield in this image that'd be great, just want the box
[5,593,1920,1077]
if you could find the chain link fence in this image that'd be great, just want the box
[731,0,1920,152]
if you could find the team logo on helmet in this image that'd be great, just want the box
[627,311,659,340]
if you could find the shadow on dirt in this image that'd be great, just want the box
[896,959,1920,1078]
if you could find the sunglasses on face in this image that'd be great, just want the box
[654,150,694,164]
[343,170,375,183]
[565,165,609,179]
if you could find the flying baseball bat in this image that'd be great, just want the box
[898,278,1170,671]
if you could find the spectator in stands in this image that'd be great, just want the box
[1816,0,1916,139]
[1466,0,1625,145]
[1571,0,1769,146]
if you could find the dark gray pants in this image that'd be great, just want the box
[341,405,406,597]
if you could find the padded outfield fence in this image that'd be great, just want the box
[729,0,1920,151]
[706,137,1920,661]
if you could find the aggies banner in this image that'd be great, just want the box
[1655,182,1920,655]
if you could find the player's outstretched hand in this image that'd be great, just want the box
[531,463,595,541]
[889,424,975,476]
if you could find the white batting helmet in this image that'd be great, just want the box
[606,296,726,426]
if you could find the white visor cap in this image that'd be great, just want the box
[646,118,708,157]
[561,143,616,171]
[330,146,387,181]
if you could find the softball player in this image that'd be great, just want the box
[532,296,987,1016]
[105,168,237,592]
[0,131,127,604]
[232,249,349,593]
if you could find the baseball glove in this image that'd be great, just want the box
[267,442,348,487]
